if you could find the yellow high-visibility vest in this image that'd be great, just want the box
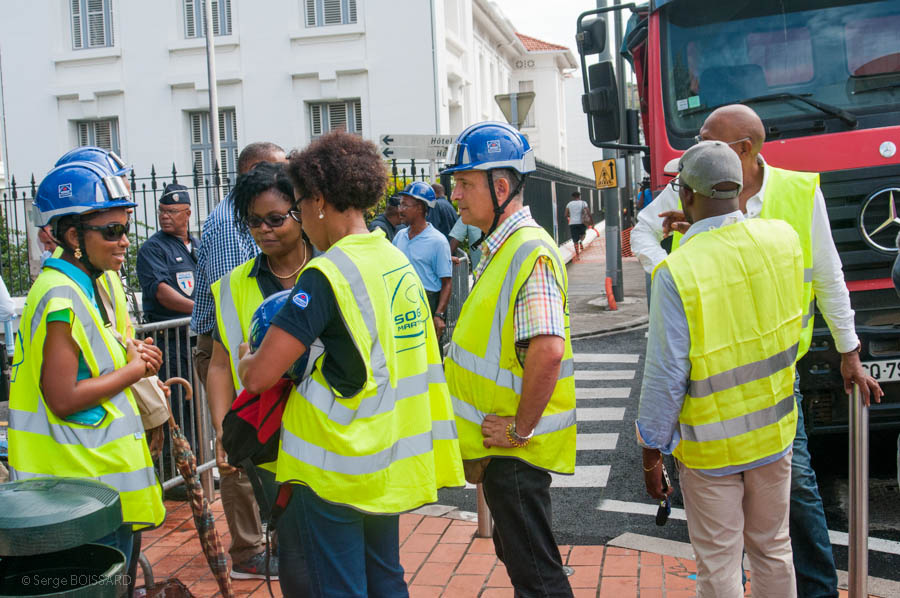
[276,231,464,513]
[671,165,818,356]
[98,270,133,339]
[8,268,165,529]
[663,218,803,470]
[446,225,576,474]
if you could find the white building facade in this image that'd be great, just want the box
[0,0,577,188]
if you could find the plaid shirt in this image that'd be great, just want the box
[190,190,260,334]
[474,207,566,363]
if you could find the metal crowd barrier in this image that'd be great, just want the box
[444,254,470,345]
[133,317,216,498]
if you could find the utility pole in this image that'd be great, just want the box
[597,0,624,302]
[203,0,222,203]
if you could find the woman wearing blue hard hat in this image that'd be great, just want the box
[237,131,464,598]
[206,161,314,589]
[7,160,166,595]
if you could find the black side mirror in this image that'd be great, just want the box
[576,17,607,56]
[582,61,620,143]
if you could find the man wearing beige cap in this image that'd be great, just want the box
[637,141,804,597]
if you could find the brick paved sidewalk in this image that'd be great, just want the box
[136,499,736,597]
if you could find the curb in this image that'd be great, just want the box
[570,315,649,339]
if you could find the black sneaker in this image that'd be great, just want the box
[231,551,279,580]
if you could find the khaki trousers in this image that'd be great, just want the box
[678,452,796,598]
[195,333,265,564]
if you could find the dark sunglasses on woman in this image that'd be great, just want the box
[246,210,301,229]
[82,220,131,241]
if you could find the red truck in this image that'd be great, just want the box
[577,0,900,434]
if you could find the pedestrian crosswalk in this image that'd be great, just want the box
[553,351,641,490]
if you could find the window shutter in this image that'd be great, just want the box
[328,102,347,132]
[348,0,357,24]
[78,122,90,147]
[310,105,323,137]
[353,100,362,134]
[305,0,316,26]
[218,110,227,142]
[211,0,220,36]
[192,150,205,174]
[230,109,238,143]
[87,0,106,48]
[224,0,232,35]
[71,0,83,49]
[184,0,196,37]
[191,113,204,145]
[94,121,112,150]
[323,0,341,25]
[107,0,114,45]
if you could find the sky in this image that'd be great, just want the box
[491,0,599,54]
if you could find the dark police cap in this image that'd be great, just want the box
[159,183,191,205]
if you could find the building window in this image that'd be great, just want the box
[184,0,232,38]
[305,0,357,27]
[77,119,120,154]
[309,100,362,138]
[189,109,238,181]
[519,80,535,128]
[71,0,114,50]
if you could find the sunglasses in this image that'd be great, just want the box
[246,210,301,229]
[83,220,131,241]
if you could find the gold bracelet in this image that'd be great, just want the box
[506,422,531,448]
[642,456,661,472]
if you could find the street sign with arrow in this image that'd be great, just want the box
[379,134,455,160]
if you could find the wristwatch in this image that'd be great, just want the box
[434,312,446,320]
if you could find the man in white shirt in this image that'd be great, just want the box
[565,191,592,256]
[631,104,882,597]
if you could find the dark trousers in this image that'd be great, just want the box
[481,458,573,598]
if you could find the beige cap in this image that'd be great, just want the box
[674,140,743,199]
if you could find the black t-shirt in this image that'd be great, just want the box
[271,268,366,397]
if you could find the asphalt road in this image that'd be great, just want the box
[437,326,900,583]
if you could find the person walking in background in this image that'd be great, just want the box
[207,162,313,585]
[427,182,459,238]
[238,130,464,597]
[136,183,199,450]
[444,121,576,597]
[638,141,805,597]
[393,181,453,341]
[190,141,287,580]
[368,193,403,241]
[630,104,882,597]
[10,161,165,595]
[565,191,591,256]
[636,176,653,210]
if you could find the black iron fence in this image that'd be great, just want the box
[525,160,602,245]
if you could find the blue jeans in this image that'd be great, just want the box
[284,484,408,598]
[791,377,839,597]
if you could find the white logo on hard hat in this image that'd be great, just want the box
[486,140,501,153]
[58,183,72,198]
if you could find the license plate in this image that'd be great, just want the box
[861,359,900,382]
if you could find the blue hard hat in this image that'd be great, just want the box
[35,161,137,227]
[442,121,536,175]
[398,181,436,208]
[55,146,132,177]
[248,290,310,383]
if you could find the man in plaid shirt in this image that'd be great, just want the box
[191,141,285,580]
[445,122,576,597]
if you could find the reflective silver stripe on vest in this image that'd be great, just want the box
[679,394,795,443]
[447,343,574,396]
[218,274,245,393]
[293,247,440,426]
[801,300,815,328]
[281,419,458,476]
[9,391,143,449]
[451,396,576,436]
[689,343,799,398]
[299,364,445,426]
[30,286,116,374]
[804,268,814,284]
[484,236,566,361]
[8,464,157,493]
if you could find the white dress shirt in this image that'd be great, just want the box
[630,155,859,353]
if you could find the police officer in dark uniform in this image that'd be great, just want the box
[137,183,200,452]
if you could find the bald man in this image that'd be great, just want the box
[631,104,883,598]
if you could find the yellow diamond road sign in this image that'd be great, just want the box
[593,159,617,189]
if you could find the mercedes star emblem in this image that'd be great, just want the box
[859,187,900,254]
